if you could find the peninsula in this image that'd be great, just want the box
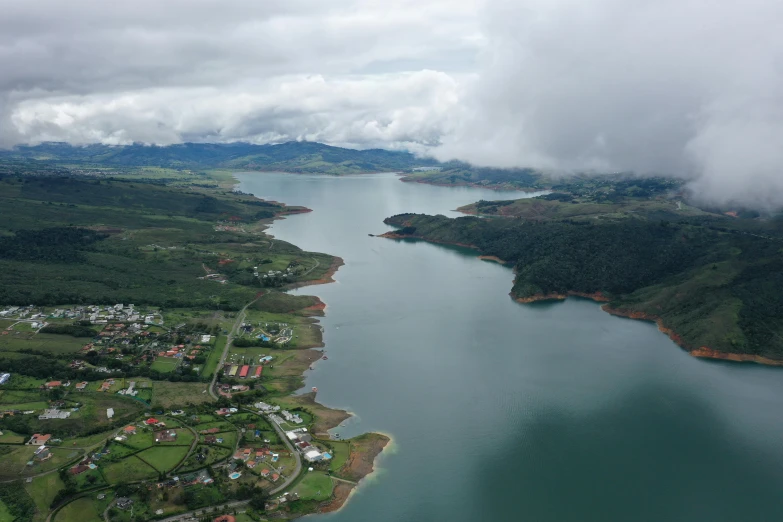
[381,179,783,365]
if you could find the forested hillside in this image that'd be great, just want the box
[383,207,783,360]
[0,173,330,308]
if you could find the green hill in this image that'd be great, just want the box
[0,141,438,174]
[383,196,783,361]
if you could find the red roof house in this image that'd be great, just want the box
[145,418,159,425]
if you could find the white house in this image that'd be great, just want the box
[304,449,322,462]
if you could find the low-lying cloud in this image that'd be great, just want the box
[2,0,783,208]
[436,0,783,208]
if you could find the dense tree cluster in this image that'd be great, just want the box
[0,227,106,263]
[385,210,783,357]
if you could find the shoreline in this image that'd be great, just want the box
[318,433,392,514]
[235,173,392,516]
[286,256,345,290]
[398,176,542,192]
[379,231,783,368]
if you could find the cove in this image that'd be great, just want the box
[236,172,783,522]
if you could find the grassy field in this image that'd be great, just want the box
[179,443,233,471]
[136,445,190,473]
[0,445,81,479]
[73,468,108,490]
[0,332,86,354]
[0,429,26,444]
[18,394,145,437]
[26,474,66,522]
[193,420,235,433]
[121,430,155,450]
[293,471,333,501]
[101,455,158,483]
[325,440,351,473]
[152,381,211,408]
[54,496,104,522]
[65,431,115,448]
[150,357,180,373]
[201,335,226,377]
[198,429,237,451]
[0,500,13,521]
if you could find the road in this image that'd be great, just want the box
[265,412,302,495]
[209,298,259,400]
[171,418,200,474]
[157,410,304,522]
[158,500,250,522]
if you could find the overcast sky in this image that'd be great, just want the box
[2,0,782,206]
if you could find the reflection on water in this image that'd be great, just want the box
[237,172,783,522]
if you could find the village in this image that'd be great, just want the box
[0,294,359,522]
[4,393,350,521]
[1,303,221,382]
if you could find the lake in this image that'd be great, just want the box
[236,172,783,522]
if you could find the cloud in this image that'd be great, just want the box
[435,0,783,208]
[10,71,461,150]
[0,0,477,150]
[2,0,783,208]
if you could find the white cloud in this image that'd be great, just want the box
[11,71,461,149]
[435,0,783,208]
[2,0,783,207]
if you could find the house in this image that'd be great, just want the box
[45,381,62,389]
[124,426,137,435]
[253,366,263,378]
[204,435,217,444]
[70,464,89,475]
[28,434,51,446]
[155,430,178,443]
[34,446,52,461]
[145,418,159,425]
[116,498,133,510]
[106,408,114,419]
[239,365,249,378]
[304,449,322,462]
[271,473,280,482]
[260,469,270,477]
[75,382,88,390]
[39,409,71,420]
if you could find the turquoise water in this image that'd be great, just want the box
[236,172,783,522]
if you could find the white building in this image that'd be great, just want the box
[304,449,322,462]
[38,409,71,420]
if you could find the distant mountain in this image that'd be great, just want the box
[0,141,439,174]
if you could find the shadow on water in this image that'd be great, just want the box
[469,383,783,522]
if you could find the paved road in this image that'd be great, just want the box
[209,298,258,400]
[265,412,302,495]
[158,500,250,522]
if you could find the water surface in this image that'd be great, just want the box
[236,172,783,522]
